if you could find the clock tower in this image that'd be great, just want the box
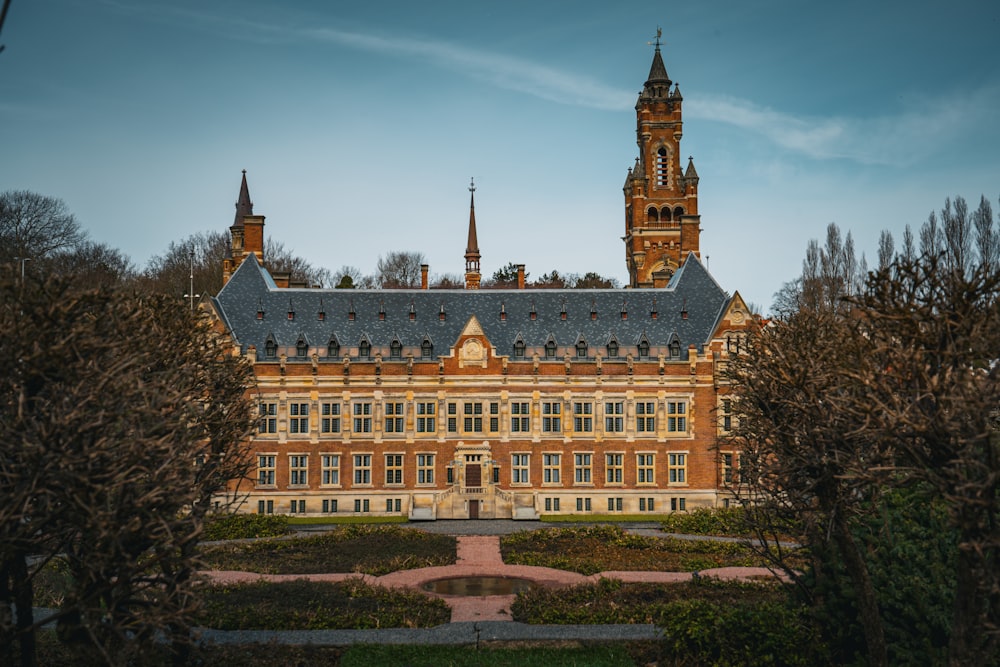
[624,31,701,288]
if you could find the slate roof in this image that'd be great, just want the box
[212,253,732,361]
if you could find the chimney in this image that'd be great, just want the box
[517,264,525,290]
[421,264,429,290]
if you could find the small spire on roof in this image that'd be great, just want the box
[233,169,253,227]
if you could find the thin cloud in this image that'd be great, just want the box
[303,27,634,111]
[687,84,1000,166]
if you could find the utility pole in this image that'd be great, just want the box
[184,248,200,310]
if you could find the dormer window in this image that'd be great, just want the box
[513,340,526,358]
[544,339,557,358]
[421,338,434,359]
[264,338,277,359]
[638,340,650,358]
[390,339,402,359]
[328,339,340,358]
[669,340,681,358]
[296,337,308,358]
[607,341,619,358]
[576,340,588,358]
[359,340,371,359]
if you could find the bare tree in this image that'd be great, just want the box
[727,309,890,667]
[877,229,895,271]
[974,195,998,273]
[0,277,256,666]
[376,251,425,288]
[0,190,85,262]
[265,238,333,288]
[141,230,230,298]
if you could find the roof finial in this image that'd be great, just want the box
[648,26,663,50]
[469,177,476,194]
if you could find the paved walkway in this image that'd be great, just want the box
[201,531,784,635]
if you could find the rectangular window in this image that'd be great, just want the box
[667,401,687,433]
[322,498,338,513]
[636,401,656,432]
[576,497,592,512]
[385,454,403,485]
[289,499,305,514]
[353,454,372,485]
[511,401,530,432]
[637,453,655,485]
[288,402,309,434]
[386,499,401,513]
[489,402,499,432]
[417,454,435,484]
[542,402,561,432]
[639,497,655,512]
[605,453,623,484]
[573,402,593,433]
[258,499,274,514]
[258,402,277,433]
[257,455,275,486]
[608,497,623,512]
[604,401,624,432]
[447,402,458,433]
[721,452,734,483]
[289,454,308,486]
[416,402,436,433]
[668,453,687,484]
[354,498,370,513]
[574,453,592,484]
[463,402,483,433]
[542,453,561,484]
[671,497,686,512]
[321,402,341,433]
[353,402,372,434]
[384,402,404,433]
[512,454,530,484]
[321,454,340,486]
[545,497,561,512]
[721,399,733,432]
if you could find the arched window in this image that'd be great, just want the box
[389,339,402,359]
[296,337,308,358]
[657,147,669,186]
[646,206,659,222]
[359,340,371,359]
[421,338,434,359]
[669,340,681,358]
[673,205,684,219]
[576,340,588,358]
[328,339,340,358]
[606,340,619,358]
[638,340,650,358]
[264,338,277,358]
[513,340,526,358]
[544,340,557,358]
[661,206,672,222]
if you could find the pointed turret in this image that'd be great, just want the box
[464,178,481,290]
[684,156,699,182]
[233,169,254,227]
[640,28,672,100]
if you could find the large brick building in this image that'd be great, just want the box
[210,39,751,519]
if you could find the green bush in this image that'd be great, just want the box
[196,578,450,630]
[202,513,289,541]
[659,506,750,536]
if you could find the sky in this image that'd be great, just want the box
[2,0,999,313]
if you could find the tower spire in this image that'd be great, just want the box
[464,178,481,290]
[233,169,254,227]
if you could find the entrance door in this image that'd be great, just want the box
[469,499,479,519]
[465,463,482,488]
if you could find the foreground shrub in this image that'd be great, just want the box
[659,506,750,536]
[501,525,770,575]
[202,513,290,541]
[200,524,456,575]
[196,578,450,630]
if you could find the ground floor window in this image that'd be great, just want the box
[322,499,338,513]
[639,497,655,512]
[289,499,306,514]
[257,499,274,514]
[386,498,401,513]
[670,497,687,511]
[544,497,560,512]
[354,498,370,513]
[576,497,592,512]
[607,497,623,512]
